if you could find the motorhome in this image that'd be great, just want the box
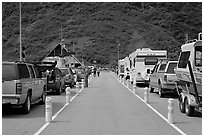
[123,56,131,80]
[118,59,125,77]
[129,48,167,86]
[174,33,202,116]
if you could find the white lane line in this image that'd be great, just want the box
[34,88,83,135]
[111,73,186,135]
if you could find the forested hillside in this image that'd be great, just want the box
[2,2,202,66]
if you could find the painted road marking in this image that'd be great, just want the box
[34,75,95,135]
[34,88,84,135]
[111,72,186,135]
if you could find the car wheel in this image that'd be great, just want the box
[149,84,154,93]
[184,98,194,116]
[57,84,62,95]
[39,89,46,105]
[158,85,164,97]
[179,96,185,113]
[22,94,31,114]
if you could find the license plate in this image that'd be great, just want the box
[48,81,54,83]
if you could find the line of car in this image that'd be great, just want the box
[2,61,84,114]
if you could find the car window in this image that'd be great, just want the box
[17,64,30,79]
[60,69,67,75]
[166,62,177,74]
[178,51,190,68]
[55,68,62,76]
[2,64,18,81]
[33,66,41,78]
[195,46,202,66]
[159,64,166,71]
[152,64,157,73]
[28,65,35,78]
[145,58,158,65]
[69,68,74,74]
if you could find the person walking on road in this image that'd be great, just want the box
[93,67,97,77]
[97,67,100,77]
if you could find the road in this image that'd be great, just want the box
[2,71,202,135]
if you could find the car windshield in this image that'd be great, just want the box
[2,64,18,81]
[166,62,177,74]
[60,69,69,75]
[159,64,166,71]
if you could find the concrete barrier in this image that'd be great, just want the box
[65,87,71,104]
[168,98,174,124]
[76,82,79,94]
[81,79,84,88]
[144,87,149,104]
[126,79,129,88]
[45,97,52,123]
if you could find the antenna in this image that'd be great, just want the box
[19,2,22,61]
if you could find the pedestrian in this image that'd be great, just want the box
[84,67,90,87]
[93,67,97,77]
[97,68,100,77]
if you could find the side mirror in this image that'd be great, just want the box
[146,69,150,74]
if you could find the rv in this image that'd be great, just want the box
[174,33,202,116]
[118,59,125,77]
[123,56,131,80]
[129,48,167,86]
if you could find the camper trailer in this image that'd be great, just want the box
[174,33,202,116]
[129,48,167,86]
[123,56,131,80]
[118,59,125,77]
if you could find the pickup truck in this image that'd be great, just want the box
[2,61,47,114]
[149,61,178,97]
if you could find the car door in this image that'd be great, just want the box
[27,65,38,101]
[33,66,44,98]
[150,64,159,87]
[155,63,167,88]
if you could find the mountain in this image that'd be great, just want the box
[2,2,202,67]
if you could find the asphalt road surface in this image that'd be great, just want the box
[39,72,188,135]
[2,71,202,135]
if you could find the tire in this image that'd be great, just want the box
[184,98,194,116]
[158,85,164,97]
[179,96,185,113]
[22,94,31,114]
[39,89,46,105]
[149,84,154,93]
[57,84,62,95]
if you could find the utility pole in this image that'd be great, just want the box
[19,2,22,61]
[117,43,120,73]
[60,25,64,56]
[117,43,120,63]
[185,33,189,43]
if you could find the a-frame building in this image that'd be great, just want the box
[41,43,83,68]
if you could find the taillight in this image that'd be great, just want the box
[164,75,167,82]
[16,83,22,94]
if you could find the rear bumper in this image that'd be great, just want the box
[2,95,20,105]
[47,82,59,91]
[162,82,177,90]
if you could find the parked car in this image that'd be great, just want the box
[59,68,75,88]
[2,61,46,114]
[75,67,86,82]
[47,67,65,95]
[149,61,178,97]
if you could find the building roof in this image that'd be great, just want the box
[41,43,83,66]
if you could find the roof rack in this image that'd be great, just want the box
[185,39,197,44]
